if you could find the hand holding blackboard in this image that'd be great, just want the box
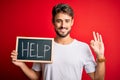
[16,37,53,63]
[11,50,26,66]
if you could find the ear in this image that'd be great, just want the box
[71,19,74,26]
[52,18,55,26]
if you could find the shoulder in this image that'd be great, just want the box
[74,39,89,47]
[73,39,92,53]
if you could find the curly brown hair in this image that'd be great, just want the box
[52,3,74,23]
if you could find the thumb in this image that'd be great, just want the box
[90,40,94,48]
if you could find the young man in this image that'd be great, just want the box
[11,3,105,80]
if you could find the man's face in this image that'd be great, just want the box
[53,12,74,38]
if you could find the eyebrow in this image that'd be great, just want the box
[55,18,71,20]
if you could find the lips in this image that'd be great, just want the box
[58,27,68,33]
[59,28,66,32]
[55,26,70,37]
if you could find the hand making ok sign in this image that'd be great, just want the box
[90,32,105,58]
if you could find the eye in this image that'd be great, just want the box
[65,19,70,23]
[55,19,61,23]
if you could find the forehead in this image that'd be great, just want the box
[55,12,72,20]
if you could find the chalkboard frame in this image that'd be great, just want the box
[16,36,54,63]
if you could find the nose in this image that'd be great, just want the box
[61,21,65,27]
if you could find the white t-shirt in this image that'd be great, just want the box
[32,39,96,80]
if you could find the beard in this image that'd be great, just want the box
[55,26,71,38]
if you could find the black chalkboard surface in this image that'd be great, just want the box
[16,37,53,63]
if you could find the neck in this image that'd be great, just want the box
[54,35,74,45]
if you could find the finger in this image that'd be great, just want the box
[99,34,103,42]
[11,51,17,58]
[11,54,17,59]
[11,53,17,57]
[11,56,17,61]
[11,56,16,61]
[12,50,17,53]
[11,57,16,60]
[90,40,94,44]
[93,31,97,41]
[11,50,17,55]
[11,54,16,57]
[11,55,14,58]
[96,32,100,41]
[90,40,94,47]
[12,60,17,63]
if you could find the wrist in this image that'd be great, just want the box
[96,56,105,63]
[19,63,26,68]
[96,54,104,58]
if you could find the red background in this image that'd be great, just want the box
[0,0,120,80]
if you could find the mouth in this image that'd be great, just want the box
[58,27,68,33]
[55,26,70,37]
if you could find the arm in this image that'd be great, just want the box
[11,50,40,80]
[89,32,105,80]
[88,60,105,80]
[19,63,40,80]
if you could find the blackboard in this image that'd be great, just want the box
[16,36,53,63]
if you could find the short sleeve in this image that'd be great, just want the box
[84,44,96,73]
[84,60,96,73]
[32,63,41,71]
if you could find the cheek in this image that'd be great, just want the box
[67,23,72,28]
[54,23,61,28]
[67,25,73,31]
